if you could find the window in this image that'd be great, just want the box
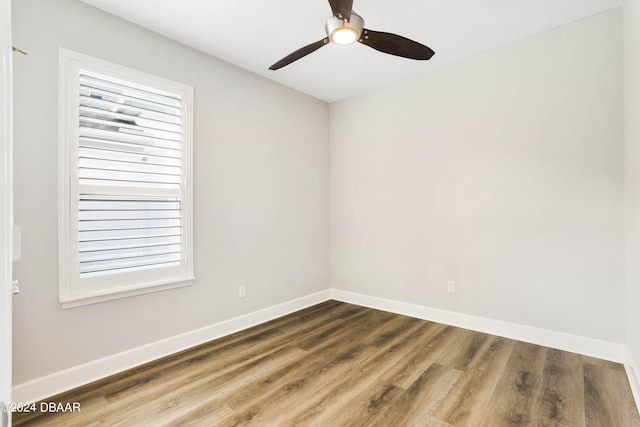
[59,49,193,308]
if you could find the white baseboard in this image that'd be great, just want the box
[12,290,331,404]
[330,289,628,363]
[625,348,640,410]
[13,288,634,408]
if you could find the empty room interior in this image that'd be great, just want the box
[6,0,640,425]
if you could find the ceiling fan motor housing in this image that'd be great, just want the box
[325,12,364,44]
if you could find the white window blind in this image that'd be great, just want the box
[59,49,193,308]
[77,73,183,277]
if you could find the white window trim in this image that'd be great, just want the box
[58,48,194,308]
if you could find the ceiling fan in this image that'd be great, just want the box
[269,0,435,70]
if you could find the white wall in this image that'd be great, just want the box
[331,8,625,343]
[624,0,640,380]
[12,0,329,385]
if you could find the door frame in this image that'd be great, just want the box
[0,0,13,425]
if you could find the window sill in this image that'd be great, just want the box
[60,276,194,309]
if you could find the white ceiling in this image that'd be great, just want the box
[81,0,621,103]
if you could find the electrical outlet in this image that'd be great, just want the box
[238,285,246,298]
[447,280,455,293]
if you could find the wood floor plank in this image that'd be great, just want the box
[413,415,455,427]
[283,317,432,426]
[584,362,640,427]
[431,335,518,426]
[323,382,405,427]
[207,309,401,425]
[506,341,549,373]
[448,330,491,372]
[537,348,586,426]
[13,301,640,427]
[383,324,461,390]
[220,313,423,426]
[310,323,463,426]
[125,346,306,426]
[63,330,306,423]
[477,341,548,426]
[369,363,462,427]
[73,345,306,427]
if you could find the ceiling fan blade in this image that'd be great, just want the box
[328,0,353,21]
[269,38,330,70]
[359,29,435,60]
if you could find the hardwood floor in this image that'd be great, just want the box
[13,301,640,426]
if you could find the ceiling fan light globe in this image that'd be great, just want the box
[331,28,358,45]
[325,13,364,45]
